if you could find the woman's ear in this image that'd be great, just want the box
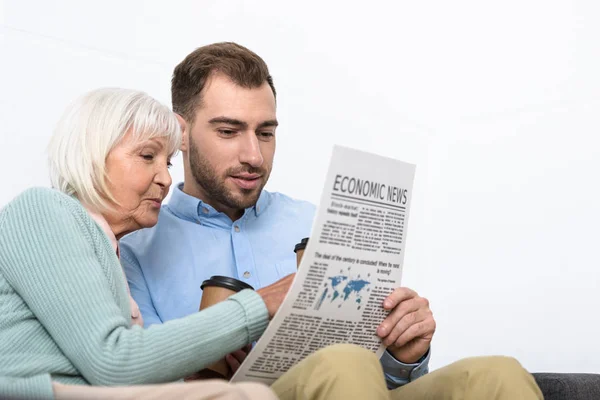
[175,114,189,152]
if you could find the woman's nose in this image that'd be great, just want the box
[155,164,172,188]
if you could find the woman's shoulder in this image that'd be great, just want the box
[5,187,77,207]
[0,187,82,227]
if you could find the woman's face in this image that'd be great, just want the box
[104,132,173,237]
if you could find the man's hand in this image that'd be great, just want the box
[184,344,252,381]
[256,273,295,318]
[376,287,435,364]
[224,344,252,375]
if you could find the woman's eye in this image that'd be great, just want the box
[142,154,154,161]
[167,160,173,169]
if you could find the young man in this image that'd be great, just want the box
[121,42,542,399]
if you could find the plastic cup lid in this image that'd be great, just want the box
[201,275,254,292]
[294,237,309,253]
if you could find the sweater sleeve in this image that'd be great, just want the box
[0,189,269,386]
[0,374,55,400]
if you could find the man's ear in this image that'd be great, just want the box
[175,113,189,152]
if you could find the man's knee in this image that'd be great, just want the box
[457,356,526,377]
[276,344,388,400]
[311,344,382,372]
[449,355,534,390]
[443,356,542,399]
[315,343,378,358]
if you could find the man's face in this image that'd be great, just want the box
[184,73,277,216]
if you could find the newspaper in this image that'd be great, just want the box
[231,145,416,384]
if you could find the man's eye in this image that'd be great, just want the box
[218,129,237,136]
[258,131,275,140]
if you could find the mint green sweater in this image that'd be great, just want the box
[0,188,269,399]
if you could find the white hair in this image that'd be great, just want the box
[48,88,181,211]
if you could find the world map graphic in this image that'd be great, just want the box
[315,269,371,311]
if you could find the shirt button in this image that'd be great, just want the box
[202,207,209,214]
[243,271,251,278]
[234,225,240,232]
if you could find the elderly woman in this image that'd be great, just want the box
[0,88,395,400]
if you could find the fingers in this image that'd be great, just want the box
[379,288,436,363]
[230,349,248,363]
[381,307,434,347]
[377,294,427,337]
[382,287,417,310]
[225,353,242,373]
[395,317,436,348]
[225,346,251,374]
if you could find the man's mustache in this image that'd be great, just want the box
[226,166,266,176]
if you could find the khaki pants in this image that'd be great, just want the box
[54,344,542,400]
[271,344,544,400]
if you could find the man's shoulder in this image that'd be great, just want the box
[264,191,316,216]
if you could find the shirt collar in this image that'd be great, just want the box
[167,183,269,223]
[83,205,119,254]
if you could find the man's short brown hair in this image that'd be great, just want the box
[171,42,276,123]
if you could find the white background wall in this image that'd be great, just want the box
[1,0,599,373]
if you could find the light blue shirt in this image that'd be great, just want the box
[120,183,429,388]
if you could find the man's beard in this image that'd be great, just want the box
[189,138,269,211]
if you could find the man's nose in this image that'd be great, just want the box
[239,132,264,168]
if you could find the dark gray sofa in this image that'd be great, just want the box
[533,373,600,400]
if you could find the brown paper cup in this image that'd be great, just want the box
[199,285,237,311]
[198,276,254,379]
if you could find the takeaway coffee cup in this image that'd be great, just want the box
[294,238,309,268]
[200,275,254,311]
[198,276,254,378]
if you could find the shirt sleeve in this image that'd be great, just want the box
[0,374,55,400]
[0,189,269,386]
[380,348,431,389]
[120,245,163,328]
